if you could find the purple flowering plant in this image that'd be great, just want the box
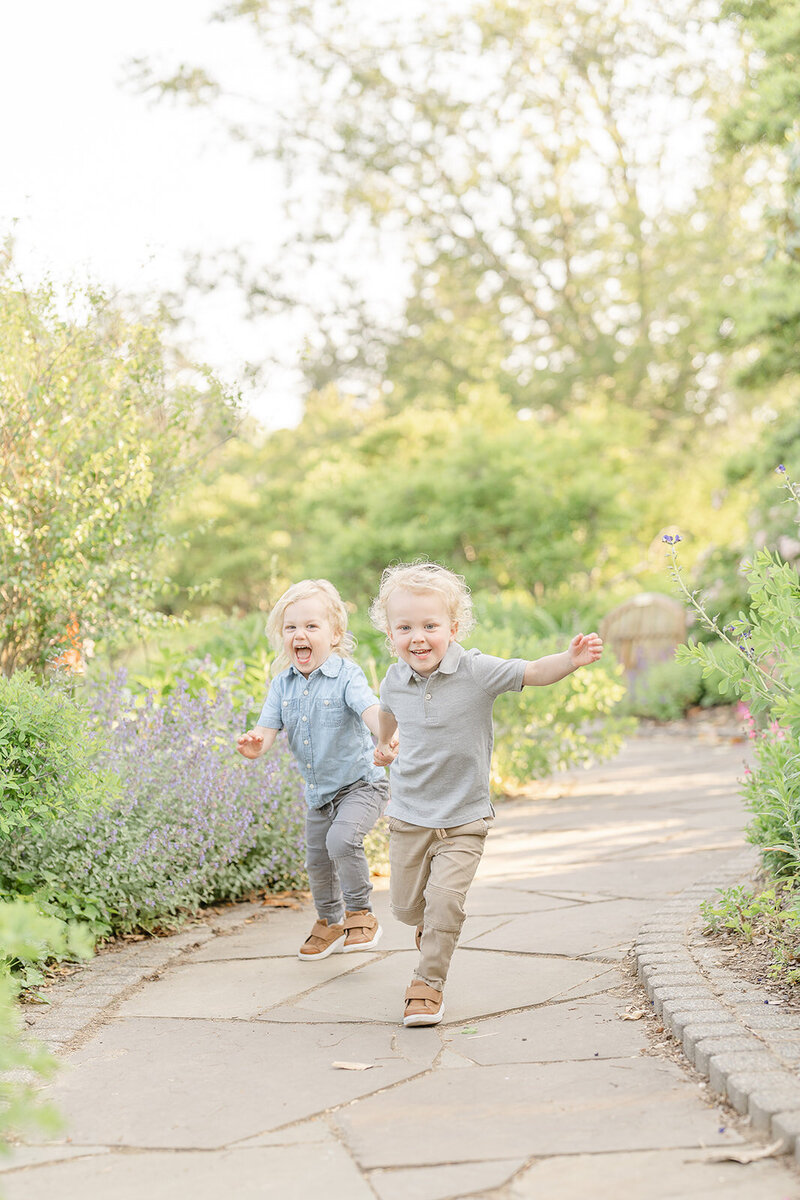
[0,663,307,938]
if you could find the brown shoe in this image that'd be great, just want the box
[403,980,445,1027]
[297,918,345,961]
[343,910,382,953]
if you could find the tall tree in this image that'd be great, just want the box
[717,0,800,385]
[139,0,756,427]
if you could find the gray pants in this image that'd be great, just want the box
[305,778,388,923]
[388,815,491,992]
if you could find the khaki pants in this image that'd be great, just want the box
[388,815,491,992]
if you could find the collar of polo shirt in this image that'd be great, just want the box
[395,640,464,684]
[288,653,343,678]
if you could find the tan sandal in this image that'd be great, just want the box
[298,918,345,961]
[343,910,382,952]
[403,979,444,1027]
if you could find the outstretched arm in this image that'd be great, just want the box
[237,725,279,760]
[522,633,603,687]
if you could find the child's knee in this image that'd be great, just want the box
[391,902,425,926]
[325,824,363,861]
[424,884,466,933]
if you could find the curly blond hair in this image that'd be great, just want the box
[266,579,355,673]
[369,560,475,639]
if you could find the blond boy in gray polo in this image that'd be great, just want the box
[371,562,603,1027]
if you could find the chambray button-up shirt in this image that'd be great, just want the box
[379,643,526,827]
[259,655,385,809]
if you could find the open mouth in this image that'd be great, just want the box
[294,645,313,664]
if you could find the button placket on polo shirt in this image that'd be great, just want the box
[422,672,438,723]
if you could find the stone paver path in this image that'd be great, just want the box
[3,733,799,1198]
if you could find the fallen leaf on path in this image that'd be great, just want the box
[332,1061,376,1071]
[618,1006,647,1021]
[261,896,302,909]
[460,1027,479,1035]
[702,1138,785,1164]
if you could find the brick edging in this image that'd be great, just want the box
[634,847,800,1164]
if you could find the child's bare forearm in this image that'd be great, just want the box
[377,711,398,745]
[523,650,576,687]
[523,633,603,687]
[361,704,382,739]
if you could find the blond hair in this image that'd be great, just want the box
[369,560,475,639]
[266,579,355,673]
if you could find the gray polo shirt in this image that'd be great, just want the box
[379,642,526,828]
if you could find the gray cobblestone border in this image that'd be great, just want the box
[634,847,800,1165]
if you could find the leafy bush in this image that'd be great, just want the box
[0,901,87,1153]
[0,671,110,838]
[466,598,632,787]
[701,882,800,986]
[0,268,238,675]
[0,667,307,939]
[667,468,800,982]
[623,657,704,722]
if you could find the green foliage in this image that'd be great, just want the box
[466,600,632,787]
[669,468,800,980]
[0,669,308,943]
[0,900,89,1153]
[167,384,721,619]
[0,671,111,839]
[717,0,800,385]
[623,658,704,722]
[702,881,800,985]
[0,262,238,675]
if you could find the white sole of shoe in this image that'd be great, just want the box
[342,924,383,953]
[297,935,345,962]
[403,1002,445,1028]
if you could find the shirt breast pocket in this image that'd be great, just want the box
[280,699,300,733]
[320,699,348,727]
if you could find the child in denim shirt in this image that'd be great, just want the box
[238,579,392,959]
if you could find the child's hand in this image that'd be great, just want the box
[374,736,398,767]
[568,632,603,668]
[237,730,265,759]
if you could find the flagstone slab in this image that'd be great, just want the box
[116,953,369,1019]
[508,1147,793,1199]
[440,993,649,1064]
[463,898,658,959]
[484,850,742,900]
[456,885,579,918]
[333,1058,744,1168]
[367,1157,527,1200]
[45,1019,438,1148]
[0,1144,376,1200]
[258,947,618,1026]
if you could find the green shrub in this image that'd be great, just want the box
[0,671,110,838]
[623,657,703,721]
[0,900,92,1154]
[701,882,800,985]
[468,602,632,787]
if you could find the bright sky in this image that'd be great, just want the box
[0,1,303,427]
